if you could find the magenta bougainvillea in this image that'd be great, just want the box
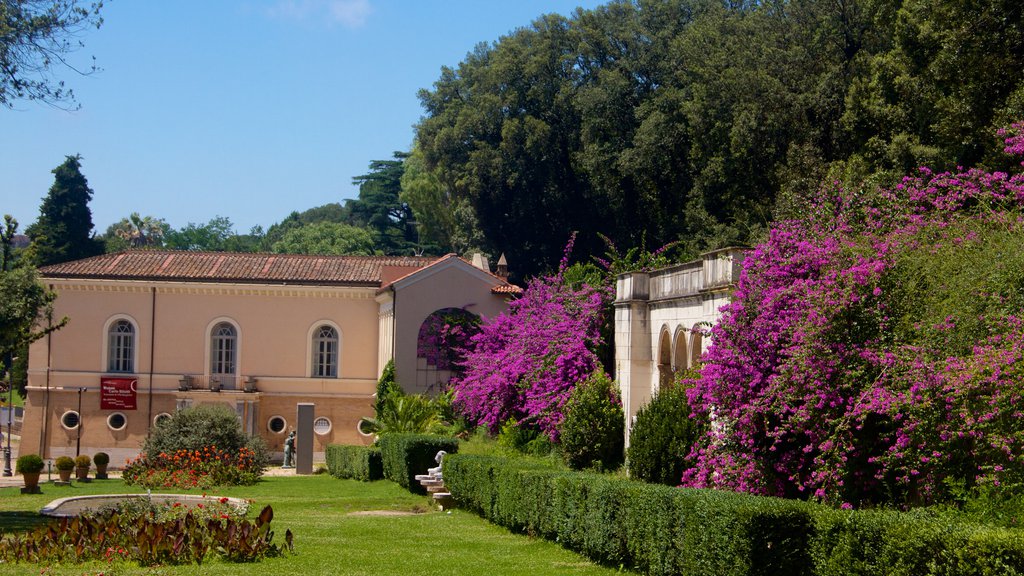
[683,124,1024,507]
[452,235,610,439]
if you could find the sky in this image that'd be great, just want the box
[2,0,605,237]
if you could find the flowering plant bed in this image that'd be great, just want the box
[122,446,263,488]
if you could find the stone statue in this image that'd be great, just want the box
[283,431,296,468]
[427,450,446,476]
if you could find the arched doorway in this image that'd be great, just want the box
[416,308,481,391]
[672,326,688,375]
[689,324,704,367]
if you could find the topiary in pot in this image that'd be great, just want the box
[55,455,75,482]
[93,452,110,479]
[75,454,91,480]
[16,454,44,492]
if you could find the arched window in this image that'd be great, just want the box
[312,325,339,378]
[210,322,237,375]
[107,320,135,373]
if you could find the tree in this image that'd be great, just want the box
[0,216,67,395]
[26,154,103,266]
[349,152,417,255]
[102,213,168,251]
[163,216,236,252]
[270,221,376,256]
[0,0,105,109]
[262,203,350,251]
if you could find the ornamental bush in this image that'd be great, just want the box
[627,379,705,486]
[122,446,263,488]
[54,455,74,471]
[683,123,1024,507]
[378,433,458,494]
[558,369,623,471]
[453,234,610,440]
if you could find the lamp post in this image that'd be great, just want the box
[2,354,12,477]
[75,387,86,457]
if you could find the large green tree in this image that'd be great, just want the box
[26,154,103,266]
[0,0,105,109]
[348,152,417,255]
[270,221,376,256]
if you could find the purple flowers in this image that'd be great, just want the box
[452,235,610,440]
[682,123,1024,507]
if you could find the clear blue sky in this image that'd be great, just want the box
[3,0,605,236]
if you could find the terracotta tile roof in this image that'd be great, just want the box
[38,251,436,287]
[490,284,523,295]
[376,253,521,296]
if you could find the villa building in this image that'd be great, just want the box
[20,250,517,463]
[614,247,745,444]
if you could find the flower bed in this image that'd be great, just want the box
[122,446,263,488]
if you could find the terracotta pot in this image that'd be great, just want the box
[22,472,41,489]
[58,468,73,482]
[75,466,89,480]
[95,463,108,479]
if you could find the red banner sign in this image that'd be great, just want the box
[100,378,137,410]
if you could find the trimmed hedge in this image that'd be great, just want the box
[378,434,458,494]
[444,454,1024,576]
[325,444,383,481]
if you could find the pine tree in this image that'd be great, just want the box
[27,155,103,266]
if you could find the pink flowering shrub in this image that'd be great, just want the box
[683,123,1024,507]
[453,235,611,439]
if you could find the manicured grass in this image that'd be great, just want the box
[0,474,625,576]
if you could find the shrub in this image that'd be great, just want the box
[374,359,401,418]
[142,403,264,462]
[443,452,1024,576]
[558,369,624,471]
[378,433,458,494]
[627,381,705,485]
[325,444,383,481]
[93,451,110,466]
[0,503,289,565]
[74,454,91,469]
[360,393,439,436]
[54,455,75,471]
[15,454,43,474]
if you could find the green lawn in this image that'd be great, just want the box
[0,474,624,576]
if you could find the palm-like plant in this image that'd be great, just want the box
[358,394,439,437]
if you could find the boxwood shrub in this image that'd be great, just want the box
[325,444,383,481]
[378,433,458,494]
[443,453,1024,576]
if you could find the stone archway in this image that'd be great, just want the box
[657,327,673,391]
[672,326,688,374]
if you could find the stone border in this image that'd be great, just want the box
[40,493,249,518]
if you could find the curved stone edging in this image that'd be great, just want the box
[40,493,249,518]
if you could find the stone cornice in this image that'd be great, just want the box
[45,278,376,300]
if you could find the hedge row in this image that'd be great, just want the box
[443,454,1024,576]
[325,444,383,481]
[379,434,459,494]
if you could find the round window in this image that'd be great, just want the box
[267,415,287,434]
[60,410,81,431]
[313,417,332,436]
[107,412,127,431]
[153,412,172,426]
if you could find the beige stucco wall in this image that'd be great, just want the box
[23,279,381,462]
[390,260,511,395]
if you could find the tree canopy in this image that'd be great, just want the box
[413,0,1024,278]
[0,0,105,109]
[26,154,103,266]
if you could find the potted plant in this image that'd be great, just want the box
[16,454,44,493]
[74,454,91,481]
[54,455,75,483]
[93,452,110,479]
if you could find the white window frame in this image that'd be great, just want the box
[101,315,139,374]
[306,320,342,378]
[206,318,240,376]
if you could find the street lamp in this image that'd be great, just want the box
[2,354,12,477]
[75,387,86,457]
